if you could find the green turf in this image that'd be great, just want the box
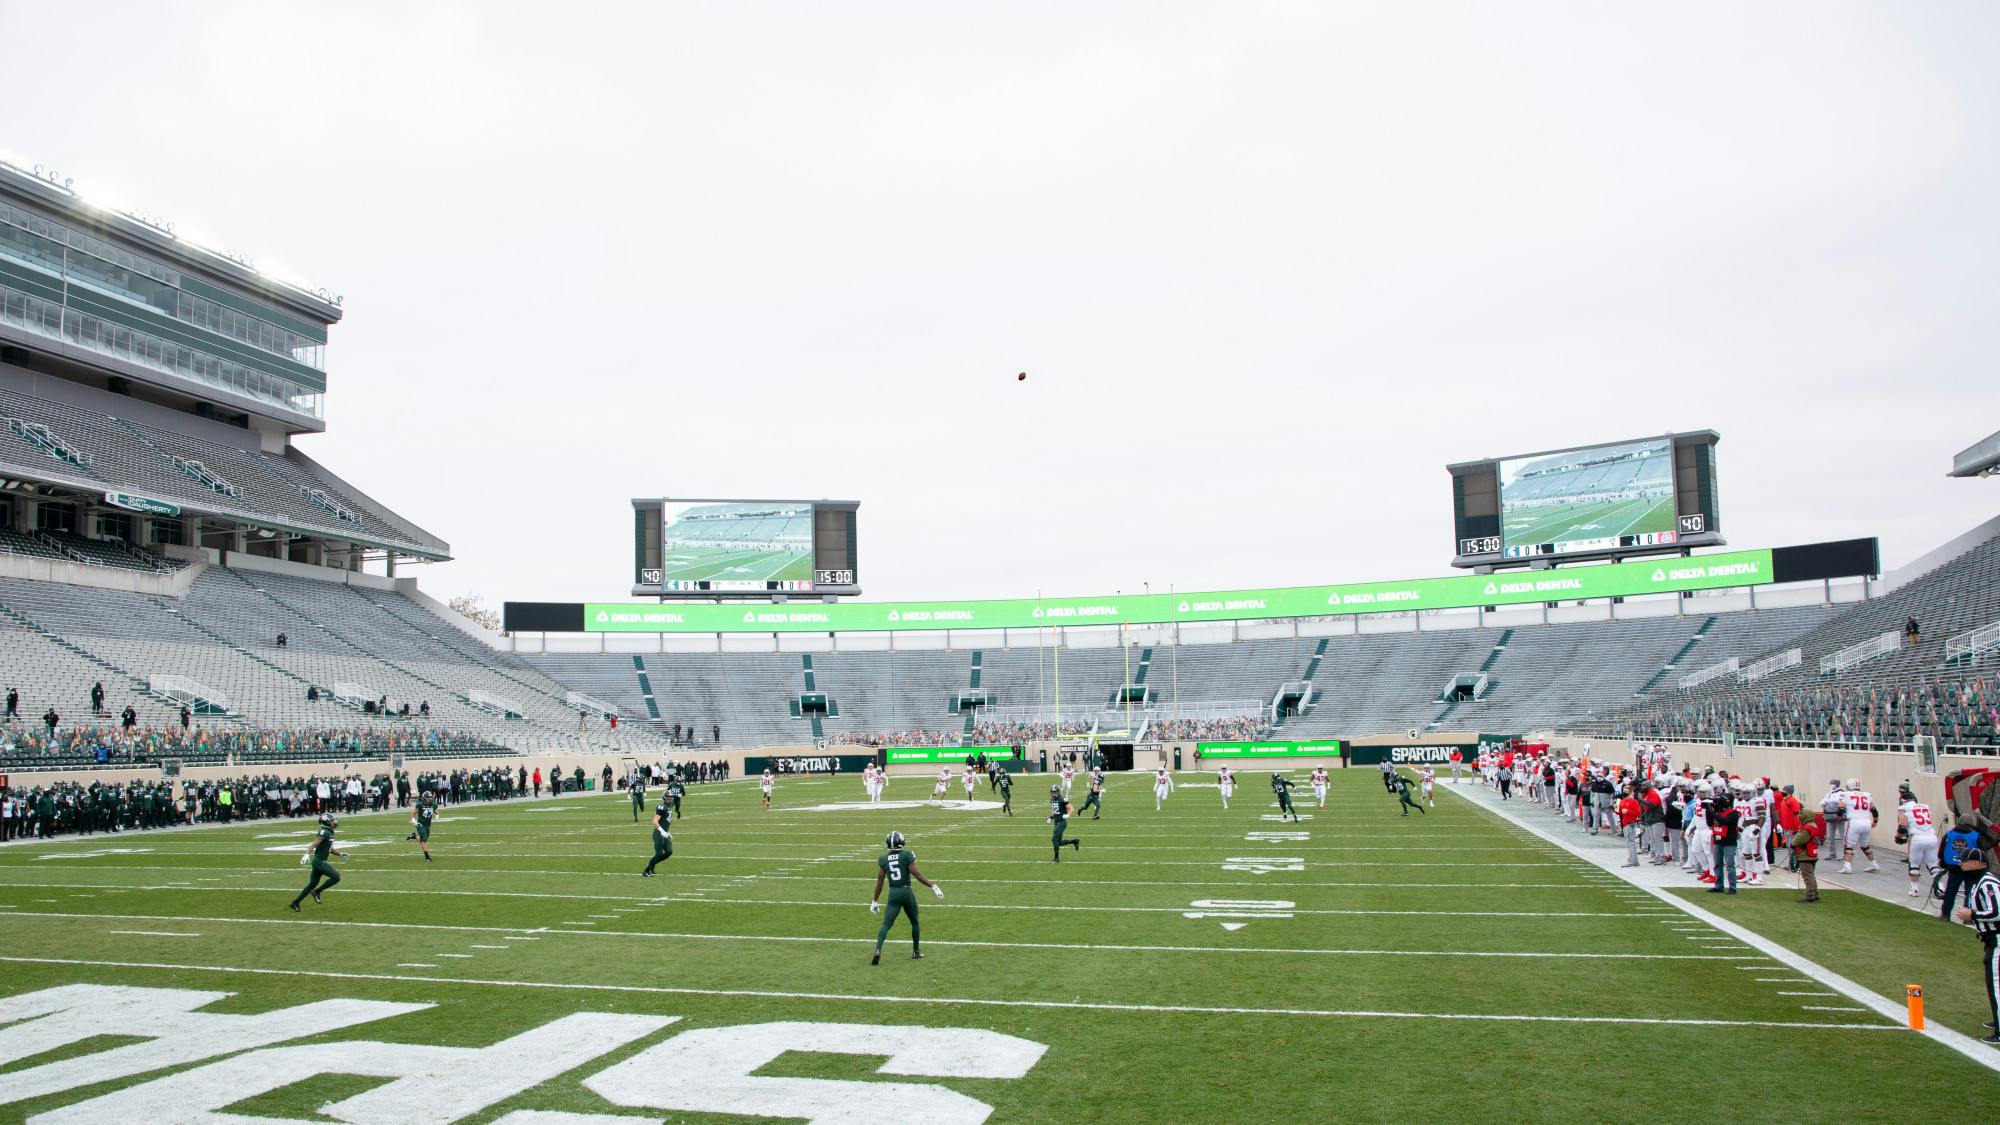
[660,544,811,583]
[0,771,1990,1122]
[1502,493,1674,549]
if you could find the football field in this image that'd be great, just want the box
[1502,492,1675,550]
[0,770,1991,1122]
[660,545,812,584]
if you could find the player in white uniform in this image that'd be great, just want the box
[1687,782,1714,881]
[1725,781,1760,885]
[962,768,977,800]
[1419,766,1436,807]
[759,769,774,810]
[1059,764,1076,799]
[1217,766,1235,809]
[930,769,950,805]
[1310,767,1329,810]
[1839,779,1880,874]
[861,764,875,803]
[1153,766,1174,810]
[1896,784,1941,898]
[871,764,886,804]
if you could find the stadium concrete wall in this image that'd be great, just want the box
[0,551,202,597]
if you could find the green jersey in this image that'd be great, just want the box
[312,824,335,861]
[996,774,1011,795]
[878,848,916,891]
[415,797,436,824]
[1049,796,1068,822]
[653,800,673,837]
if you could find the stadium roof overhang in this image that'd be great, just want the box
[0,456,451,561]
[1950,430,2000,478]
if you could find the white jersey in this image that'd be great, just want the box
[1218,768,1234,791]
[1840,789,1875,823]
[1898,800,1938,838]
[962,770,976,792]
[1154,769,1171,789]
[1419,768,1435,788]
[934,770,950,789]
[1310,769,1328,788]
[760,772,773,792]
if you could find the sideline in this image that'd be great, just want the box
[1438,779,2000,1075]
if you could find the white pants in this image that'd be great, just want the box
[1219,785,1234,806]
[1907,832,1940,873]
[1846,822,1873,852]
[1312,784,1326,805]
[1690,828,1713,874]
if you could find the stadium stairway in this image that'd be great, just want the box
[1634,616,1718,695]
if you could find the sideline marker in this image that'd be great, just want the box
[1906,984,1924,1030]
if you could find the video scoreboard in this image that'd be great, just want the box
[1448,431,1723,568]
[631,498,859,597]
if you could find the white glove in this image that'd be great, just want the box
[932,884,945,899]
[298,852,310,865]
[869,900,880,914]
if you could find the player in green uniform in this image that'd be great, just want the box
[630,773,647,822]
[1049,785,1081,862]
[870,830,942,964]
[289,813,346,911]
[1392,772,1426,816]
[668,777,684,819]
[641,796,674,876]
[996,769,1013,816]
[1271,774,1301,822]
[409,791,437,861]
[1079,769,1105,820]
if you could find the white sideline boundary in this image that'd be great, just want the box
[1440,783,2000,1075]
[0,955,1898,1032]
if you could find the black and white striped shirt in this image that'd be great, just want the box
[1968,871,2000,936]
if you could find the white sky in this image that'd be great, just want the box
[3,1,1996,608]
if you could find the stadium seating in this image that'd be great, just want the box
[0,385,444,556]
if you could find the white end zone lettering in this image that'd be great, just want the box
[0,986,427,1110]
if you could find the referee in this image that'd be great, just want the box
[1952,846,2000,1044]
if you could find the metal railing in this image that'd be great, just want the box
[1679,658,1739,690]
[147,673,230,714]
[468,689,524,718]
[1740,647,1802,682]
[1819,630,1901,676]
[565,690,620,717]
[1552,729,1998,757]
[1945,620,2000,666]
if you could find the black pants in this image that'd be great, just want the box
[1498,778,1512,799]
[1981,935,1998,1031]
[1939,866,1969,918]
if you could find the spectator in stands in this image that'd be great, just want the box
[90,682,105,715]
[120,704,136,731]
[1906,616,1920,648]
[43,707,58,737]
[5,687,16,722]
[179,704,191,731]
[420,701,430,717]
[277,631,288,648]
[712,723,721,743]
[306,685,319,702]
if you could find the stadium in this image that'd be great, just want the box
[3,7,1999,1122]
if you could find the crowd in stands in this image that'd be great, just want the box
[0,721,509,768]
[1469,740,1992,914]
[971,719,1089,744]
[1605,672,1999,746]
[0,763,531,841]
[1146,715,1267,741]
[825,729,959,748]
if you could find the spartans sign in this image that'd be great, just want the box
[1345,742,1479,766]
[742,754,878,774]
[0,985,1047,1123]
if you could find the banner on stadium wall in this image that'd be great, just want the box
[1196,739,1345,759]
[579,548,1776,633]
[1344,742,1478,767]
[103,491,181,517]
[742,754,879,774]
[882,746,1020,765]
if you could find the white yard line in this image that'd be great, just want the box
[0,910,1750,962]
[105,929,200,937]
[0,954,1896,1032]
[1441,783,2000,1075]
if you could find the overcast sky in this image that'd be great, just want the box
[3,1,1995,607]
